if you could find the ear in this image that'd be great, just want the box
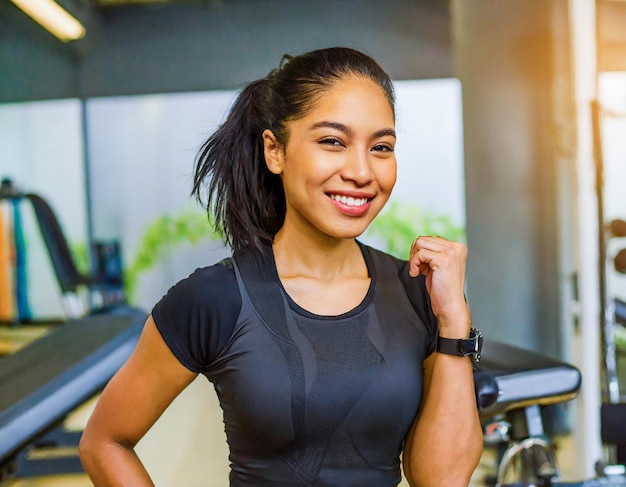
[262,129,284,175]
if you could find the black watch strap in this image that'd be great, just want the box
[436,327,483,362]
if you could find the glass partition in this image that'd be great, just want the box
[0,99,87,321]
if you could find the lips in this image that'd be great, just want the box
[327,193,373,216]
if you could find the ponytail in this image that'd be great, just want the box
[191,77,285,253]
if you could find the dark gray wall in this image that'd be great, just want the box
[1,0,452,102]
[452,0,568,357]
[0,1,80,101]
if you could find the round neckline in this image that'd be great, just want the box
[268,240,377,321]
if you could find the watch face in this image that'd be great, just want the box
[468,328,483,362]
[457,328,483,361]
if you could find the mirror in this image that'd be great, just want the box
[0,99,87,322]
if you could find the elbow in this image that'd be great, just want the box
[78,426,120,474]
[79,428,136,483]
[78,428,99,473]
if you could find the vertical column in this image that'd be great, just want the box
[451,0,561,356]
[569,0,603,477]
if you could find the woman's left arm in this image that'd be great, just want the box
[402,236,483,487]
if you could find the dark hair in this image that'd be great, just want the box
[191,47,395,253]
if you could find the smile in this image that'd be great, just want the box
[328,194,370,207]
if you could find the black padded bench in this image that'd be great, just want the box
[0,306,146,479]
[473,340,583,486]
[474,339,582,417]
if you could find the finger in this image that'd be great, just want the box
[416,238,467,265]
[408,256,422,277]
[408,237,421,277]
[408,248,436,277]
[415,247,451,272]
[409,260,429,275]
[410,236,442,258]
[412,235,449,252]
[408,243,423,277]
[409,236,463,277]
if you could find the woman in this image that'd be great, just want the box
[79,47,483,486]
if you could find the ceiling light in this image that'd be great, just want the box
[11,0,86,42]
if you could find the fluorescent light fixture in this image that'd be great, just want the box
[11,0,86,42]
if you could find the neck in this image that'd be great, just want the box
[272,228,365,280]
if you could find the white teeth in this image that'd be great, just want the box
[330,194,368,207]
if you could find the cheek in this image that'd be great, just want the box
[376,161,397,193]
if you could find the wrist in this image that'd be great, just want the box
[436,327,483,362]
[437,316,471,339]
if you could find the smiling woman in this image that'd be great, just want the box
[78,47,483,487]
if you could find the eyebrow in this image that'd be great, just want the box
[309,121,396,139]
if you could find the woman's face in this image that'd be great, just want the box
[265,75,397,242]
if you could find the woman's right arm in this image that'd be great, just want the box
[79,315,198,486]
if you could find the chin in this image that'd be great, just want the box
[328,225,370,240]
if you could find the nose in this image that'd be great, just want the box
[341,148,374,186]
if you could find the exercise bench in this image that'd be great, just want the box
[0,306,146,480]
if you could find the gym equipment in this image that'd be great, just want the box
[475,339,582,485]
[476,337,626,486]
[0,179,146,480]
[0,306,145,479]
[475,340,582,418]
[0,178,126,321]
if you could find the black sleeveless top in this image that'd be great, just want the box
[152,243,438,486]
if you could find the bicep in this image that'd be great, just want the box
[84,315,198,447]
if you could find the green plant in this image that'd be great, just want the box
[364,201,465,259]
[124,210,220,303]
[616,325,626,351]
[69,241,90,276]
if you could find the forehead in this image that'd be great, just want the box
[299,75,395,125]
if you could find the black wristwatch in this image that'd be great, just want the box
[436,327,483,362]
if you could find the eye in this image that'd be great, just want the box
[372,143,394,152]
[319,137,344,147]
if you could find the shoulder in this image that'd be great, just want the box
[151,258,242,371]
[161,259,239,306]
[181,258,236,287]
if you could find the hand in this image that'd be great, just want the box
[409,236,471,337]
